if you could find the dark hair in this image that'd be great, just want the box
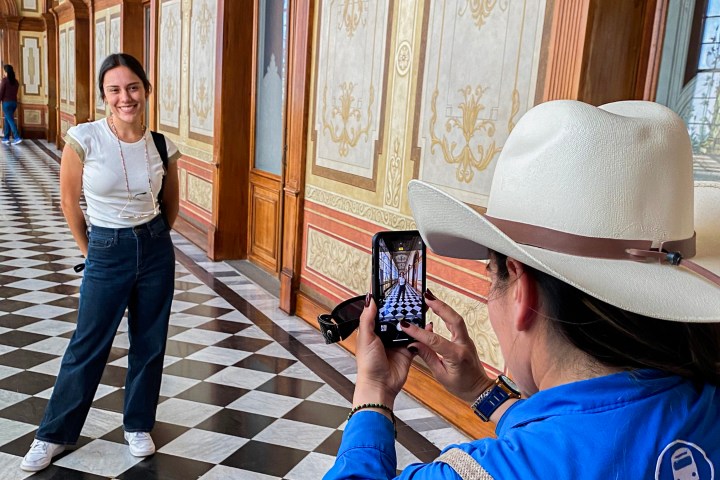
[98,53,151,100]
[489,251,720,385]
[3,64,18,86]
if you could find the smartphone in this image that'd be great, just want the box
[372,230,426,346]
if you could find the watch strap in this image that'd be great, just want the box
[471,376,520,422]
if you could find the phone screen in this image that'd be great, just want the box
[373,230,426,345]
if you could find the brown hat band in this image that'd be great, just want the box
[484,215,720,287]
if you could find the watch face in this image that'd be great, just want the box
[499,375,521,396]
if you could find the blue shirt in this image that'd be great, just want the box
[324,370,719,479]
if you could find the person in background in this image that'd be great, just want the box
[397,273,406,302]
[324,100,720,479]
[20,53,180,472]
[1,64,22,145]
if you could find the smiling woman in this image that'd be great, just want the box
[19,53,182,473]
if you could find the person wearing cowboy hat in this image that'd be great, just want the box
[324,100,720,479]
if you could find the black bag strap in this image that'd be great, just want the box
[150,131,168,207]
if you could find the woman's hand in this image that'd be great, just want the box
[400,290,492,404]
[352,294,415,408]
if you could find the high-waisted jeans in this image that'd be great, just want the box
[36,214,175,445]
[2,101,20,141]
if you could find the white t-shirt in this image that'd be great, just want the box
[65,118,180,228]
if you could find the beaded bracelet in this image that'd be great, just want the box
[347,403,397,438]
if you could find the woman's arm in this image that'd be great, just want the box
[59,145,88,257]
[162,161,179,228]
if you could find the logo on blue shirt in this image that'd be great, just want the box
[656,440,714,480]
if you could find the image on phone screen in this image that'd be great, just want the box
[374,231,425,344]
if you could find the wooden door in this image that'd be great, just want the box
[248,0,289,273]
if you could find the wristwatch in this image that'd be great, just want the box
[471,375,521,422]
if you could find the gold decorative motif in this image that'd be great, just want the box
[23,110,41,125]
[306,186,416,230]
[338,0,367,38]
[307,229,371,294]
[508,88,519,132]
[27,48,36,85]
[429,87,501,183]
[321,82,375,157]
[191,77,212,121]
[195,0,213,45]
[384,136,402,208]
[427,281,502,369]
[161,13,180,114]
[458,0,499,30]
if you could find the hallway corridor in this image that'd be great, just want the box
[0,142,468,479]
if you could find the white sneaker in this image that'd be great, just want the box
[1,139,9,145]
[11,138,22,145]
[124,431,155,457]
[20,439,65,472]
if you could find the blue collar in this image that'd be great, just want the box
[497,370,685,434]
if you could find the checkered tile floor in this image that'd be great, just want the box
[379,284,423,321]
[0,141,470,479]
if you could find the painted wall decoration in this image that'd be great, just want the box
[24,110,42,125]
[301,1,549,372]
[68,27,76,105]
[188,0,217,139]
[59,29,67,104]
[312,0,391,188]
[21,36,41,96]
[95,18,107,112]
[110,15,121,54]
[415,0,546,207]
[159,0,182,132]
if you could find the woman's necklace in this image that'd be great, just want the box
[108,115,159,217]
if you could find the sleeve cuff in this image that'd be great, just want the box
[338,410,397,456]
[63,134,86,163]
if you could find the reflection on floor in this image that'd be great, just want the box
[0,140,470,479]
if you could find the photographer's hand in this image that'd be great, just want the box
[400,290,492,404]
[352,294,415,409]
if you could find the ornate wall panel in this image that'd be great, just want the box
[158,0,182,133]
[311,0,392,189]
[300,1,550,375]
[188,0,216,141]
[94,18,107,113]
[20,34,41,96]
[68,26,75,105]
[94,7,122,117]
[306,227,371,297]
[186,173,213,212]
[59,28,67,103]
[414,0,546,207]
[23,109,42,125]
[109,14,120,53]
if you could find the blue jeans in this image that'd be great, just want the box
[2,101,20,141]
[36,214,175,445]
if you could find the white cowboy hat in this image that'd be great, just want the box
[408,100,720,322]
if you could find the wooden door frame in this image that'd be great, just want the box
[278,0,312,314]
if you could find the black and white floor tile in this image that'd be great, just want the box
[0,141,471,479]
